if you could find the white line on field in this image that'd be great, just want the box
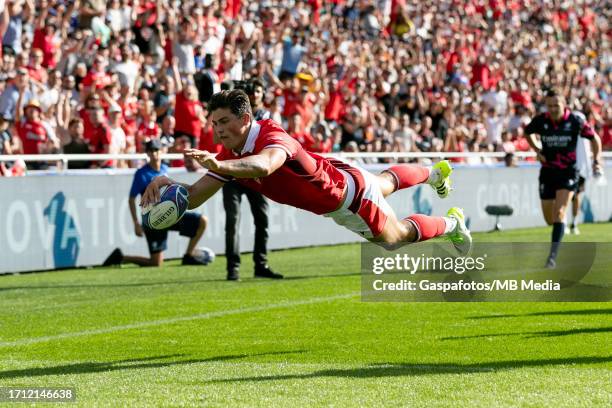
[0,292,359,348]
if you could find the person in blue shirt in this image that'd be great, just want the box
[279,34,307,81]
[0,68,32,120]
[2,0,31,55]
[103,139,210,267]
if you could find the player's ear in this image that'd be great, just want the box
[242,113,251,126]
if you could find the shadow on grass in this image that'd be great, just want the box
[440,326,612,340]
[468,308,612,319]
[0,350,305,380]
[209,356,612,383]
[0,273,362,292]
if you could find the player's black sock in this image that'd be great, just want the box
[548,222,565,260]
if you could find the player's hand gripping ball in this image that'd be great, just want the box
[142,184,189,230]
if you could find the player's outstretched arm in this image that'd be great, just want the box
[185,147,287,179]
[187,175,224,209]
[140,173,223,209]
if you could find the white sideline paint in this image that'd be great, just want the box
[0,292,359,348]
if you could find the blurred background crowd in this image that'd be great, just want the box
[0,0,610,175]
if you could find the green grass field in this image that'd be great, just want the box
[0,224,611,407]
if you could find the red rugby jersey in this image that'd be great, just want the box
[206,119,348,215]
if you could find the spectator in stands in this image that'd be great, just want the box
[15,78,58,169]
[0,67,30,119]
[160,115,175,147]
[135,99,160,151]
[172,58,205,148]
[310,123,333,153]
[62,118,91,169]
[280,33,307,80]
[85,106,112,168]
[153,75,175,124]
[2,0,32,55]
[108,104,127,168]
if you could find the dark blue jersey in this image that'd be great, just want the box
[129,163,169,198]
[524,109,595,171]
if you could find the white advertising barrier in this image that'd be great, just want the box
[1,164,611,274]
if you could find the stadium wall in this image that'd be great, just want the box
[2,164,611,274]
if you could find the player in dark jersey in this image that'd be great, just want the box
[524,89,603,268]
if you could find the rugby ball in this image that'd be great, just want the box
[193,247,216,265]
[142,184,189,230]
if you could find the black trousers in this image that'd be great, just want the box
[222,181,269,272]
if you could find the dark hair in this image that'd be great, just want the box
[68,118,83,128]
[249,78,265,92]
[208,90,252,118]
[544,87,562,98]
[231,78,264,95]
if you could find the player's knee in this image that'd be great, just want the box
[552,208,566,222]
[371,236,401,250]
[543,213,554,225]
[376,226,414,247]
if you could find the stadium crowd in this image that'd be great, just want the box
[0,0,609,175]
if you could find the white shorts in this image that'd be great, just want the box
[324,165,394,239]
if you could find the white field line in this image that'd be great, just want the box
[0,292,359,348]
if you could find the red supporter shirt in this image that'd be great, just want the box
[164,39,173,65]
[579,9,595,38]
[325,89,345,121]
[510,90,531,107]
[310,138,333,153]
[86,123,113,167]
[471,62,490,89]
[27,66,46,83]
[198,126,222,153]
[85,123,112,153]
[135,1,157,27]
[308,0,322,24]
[17,120,47,154]
[224,0,241,18]
[120,99,139,139]
[79,107,95,138]
[290,131,315,150]
[444,50,460,74]
[82,71,112,89]
[296,95,315,133]
[282,89,300,117]
[32,30,59,68]
[207,119,348,215]
[174,93,202,137]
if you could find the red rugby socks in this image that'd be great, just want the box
[386,165,430,191]
[405,214,447,241]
